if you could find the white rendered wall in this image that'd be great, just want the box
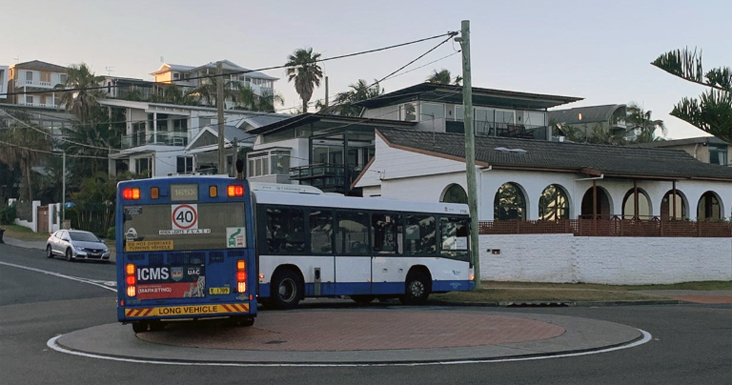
[479,234,732,284]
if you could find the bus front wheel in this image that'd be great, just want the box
[401,272,431,306]
[271,270,302,310]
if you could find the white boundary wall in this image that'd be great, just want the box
[480,234,732,284]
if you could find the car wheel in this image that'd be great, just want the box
[400,271,431,306]
[270,269,302,310]
[65,248,74,262]
[46,245,54,259]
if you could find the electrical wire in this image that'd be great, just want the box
[0,32,457,98]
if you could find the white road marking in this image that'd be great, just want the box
[0,261,117,293]
[46,330,653,367]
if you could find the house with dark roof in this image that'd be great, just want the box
[355,128,732,222]
[245,83,582,194]
[636,136,730,166]
[547,104,631,140]
[7,60,68,108]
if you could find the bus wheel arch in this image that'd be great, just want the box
[270,265,304,310]
[401,266,432,306]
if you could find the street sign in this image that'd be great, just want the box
[171,204,198,230]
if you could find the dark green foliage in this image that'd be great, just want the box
[0,204,16,225]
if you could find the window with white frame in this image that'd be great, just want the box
[173,72,180,80]
[399,102,417,121]
[25,95,33,104]
[177,156,193,174]
[247,149,290,177]
[135,158,152,176]
[25,71,33,81]
[420,102,445,122]
[59,74,67,84]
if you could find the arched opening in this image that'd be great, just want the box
[440,183,468,204]
[661,190,688,220]
[494,182,526,220]
[539,184,570,220]
[697,191,723,221]
[622,188,652,220]
[580,186,611,219]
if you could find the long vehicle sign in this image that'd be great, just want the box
[125,303,250,318]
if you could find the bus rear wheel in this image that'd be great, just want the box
[401,272,431,306]
[271,269,302,310]
[132,321,148,333]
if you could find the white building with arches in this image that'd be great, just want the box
[354,128,732,284]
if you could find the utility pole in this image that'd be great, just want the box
[217,61,226,175]
[230,138,238,177]
[459,20,480,290]
[62,151,66,227]
[325,76,329,108]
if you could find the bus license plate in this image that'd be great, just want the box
[209,287,230,295]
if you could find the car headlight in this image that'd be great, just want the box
[75,246,85,251]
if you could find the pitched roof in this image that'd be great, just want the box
[548,104,626,125]
[248,113,418,135]
[12,60,67,72]
[634,136,729,148]
[376,128,732,181]
[355,83,582,110]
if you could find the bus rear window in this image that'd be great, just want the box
[123,203,246,251]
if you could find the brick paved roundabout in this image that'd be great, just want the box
[51,307,648,364]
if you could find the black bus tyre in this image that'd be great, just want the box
[132,321,148,333]
[46,245,54,258]
[271,269,302,310]
[65,248,74,262]
[350,295,375,305]
[149,321,165,332]
[401,272,430,305]
[230,316,255,327]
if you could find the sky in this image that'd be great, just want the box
[3,0,731,139]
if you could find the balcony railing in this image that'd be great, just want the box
[17,100,59,109]
[479,216,732,237]
[15,79,57,88]
[121,131,189,149]
[289,163,364,193]
[446,120,548,140]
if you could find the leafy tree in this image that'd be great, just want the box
[236,86,285,112]
[55,63,106,122]
[652,48,732,142]
[285,48,323,113]
[151,84,197,105]
[0,117,51,202]
[186,77,238,107]
[330,79,385,116]
[626,102,666,143]
[426,69,462,86]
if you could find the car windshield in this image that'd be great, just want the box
[69,232,101,243]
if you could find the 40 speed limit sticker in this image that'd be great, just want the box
[158,204,211,235]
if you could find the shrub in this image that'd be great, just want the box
[106,226,115,240]
[0,205,17,225]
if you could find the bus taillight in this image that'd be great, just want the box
[227,185,244,197]
[236,259,247,293]
[122,188,140,200]
[126,263,137,297]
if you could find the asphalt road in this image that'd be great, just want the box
[1,243,730,385]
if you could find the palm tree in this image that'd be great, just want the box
[426,69,462,86]
[235,86,285,112]
[331,79,385,116]
[0,120,51,202]
[626,102,666,142]
[55,63,106,122]
[285,48,323,113]
[652,48,732,143]
[151,84,196,105]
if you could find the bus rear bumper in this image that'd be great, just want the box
[118,302,254,323]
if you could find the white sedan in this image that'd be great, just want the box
[46,230,111,262]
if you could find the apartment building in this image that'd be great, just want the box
[7,60,67,108]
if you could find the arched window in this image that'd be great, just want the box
[697,191,722,221]
[661,190,687,220]
[539,184,570,220]
[494,182,526,220]
[622,188,652,220]
[441,184,468,204]
[580,187,612,219]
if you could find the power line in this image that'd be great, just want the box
[0,32,457,98]
[0,140,107,159]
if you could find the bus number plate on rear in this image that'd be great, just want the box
[209,287,230,295]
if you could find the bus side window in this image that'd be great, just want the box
[405,215,436,255]
[440,217,469,260]
[310,210,333,254]
[372,213,402,255]
[336,211,370,255]
[266,207,305,254]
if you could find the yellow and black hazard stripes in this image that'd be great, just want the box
[124,303,250,318]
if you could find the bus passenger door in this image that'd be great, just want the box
[335,212,371,295]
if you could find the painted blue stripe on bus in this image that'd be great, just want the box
[258,280,474,299]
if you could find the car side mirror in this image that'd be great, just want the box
[62,237,70,242]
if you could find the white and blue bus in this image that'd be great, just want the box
[252,184,475,309]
